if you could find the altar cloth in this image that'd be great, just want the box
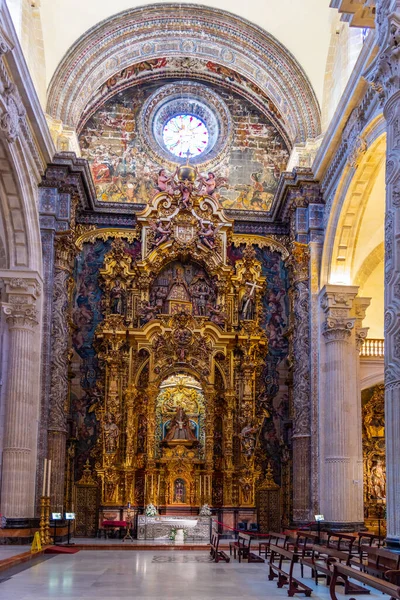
[137,516,210,540]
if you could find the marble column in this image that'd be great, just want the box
[365,0,400,546]
[48,235,75,511]
[1,277,40,517]
[320,285,366,526]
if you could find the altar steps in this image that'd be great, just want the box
[74,542,213,551]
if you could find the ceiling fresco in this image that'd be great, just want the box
[78,80,290,212]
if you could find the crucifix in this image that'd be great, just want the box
[241,280,262,320]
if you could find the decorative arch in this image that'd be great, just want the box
[321,118,386,287]
[46,4,320,144]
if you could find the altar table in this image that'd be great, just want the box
[137,516,210,540]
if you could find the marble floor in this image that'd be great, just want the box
[0,546,31,559]
[0,550,384,600]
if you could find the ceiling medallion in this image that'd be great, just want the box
[138,81,232,167]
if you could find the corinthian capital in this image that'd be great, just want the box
[2,304,38,329]
[320,284,359,341]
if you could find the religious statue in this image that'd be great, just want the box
[196,171,227,199]
[110,279,126,315]
[104,413,119,452]
[240,281,262,320]
[208,303,226,327]
[149,219,172,247]
[164,407,197,442]
[239,422,258,457]
[174,478,186,503]
[139,300,158,324]
[155,168,174,194]
[371,459,386,499]
[198,220,222,250]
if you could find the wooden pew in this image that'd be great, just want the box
[330,562,400,600]
[259,531,289,558]
[300,544,369,594]
[230,532,251,562]
[210,532,230,563]
[350,545,400,580]
[268,544,312,597]
[326,531,357,555]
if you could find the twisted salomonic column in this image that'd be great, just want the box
[1,278,40,517]
[365,0,400,546]
[320,286,366,526]
[48,235,75,511]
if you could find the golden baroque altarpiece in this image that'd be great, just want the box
[73,164,278,514]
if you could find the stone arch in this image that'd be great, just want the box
[321,118,386,287]
[46,3,320,144]
[0,137,43,273]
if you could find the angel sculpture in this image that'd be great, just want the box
[208,303,227,327]
[197,171,227,198]
[155,168,173,194]
[198,219,223,250]
[149,219,171,247]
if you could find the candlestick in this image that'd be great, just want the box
[47,459,51,497]
[199,475,202,501]
[42,459,47,497]
[157,475,160,506]
[144,474,147,504]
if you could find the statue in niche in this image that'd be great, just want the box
[371,459,386,499]
[164,407,197,442]
[191,282,209,316]
[166,266,191,313]
[137,415,146,453]
[104,413,119,453]
[174,478,186,503]
[110,279,126,315]
[239,423,258,457]
[240,281,262,321]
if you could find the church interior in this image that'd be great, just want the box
[0,0,399,596]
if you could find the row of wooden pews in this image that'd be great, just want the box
[214,525,400,600]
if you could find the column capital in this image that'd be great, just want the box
[320,285,359,341]
[2,303,38,329]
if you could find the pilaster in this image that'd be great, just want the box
[364,0,400,546]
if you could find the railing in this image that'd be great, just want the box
[360,338,384,358]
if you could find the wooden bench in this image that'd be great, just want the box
[350,545,400,580]
[357,532,383,552]
[268,544,312,597]
[326,531,357,555]
[259,531,289,557]
[210,533,230,563]
[300,544,369,594]
[330,562,400,600]
[230,532,251,562]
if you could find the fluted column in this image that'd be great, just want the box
[365,0,400,546]
[320,285,365,525]
[1,277,40,517]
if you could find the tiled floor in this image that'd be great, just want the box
[0,546,31,559]
[0,550,383,600]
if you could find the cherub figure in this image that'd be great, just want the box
[155,169,173,193]
[149,219,171,247]
[198,220,222,250]
[197,171,227,198]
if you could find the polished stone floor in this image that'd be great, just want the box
[0,550,384,600]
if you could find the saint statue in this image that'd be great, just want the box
[104,413,119,453]
[110,279,126,315]
[371,459,386,499]
[164,407,197,442]
[174,478,186,503]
